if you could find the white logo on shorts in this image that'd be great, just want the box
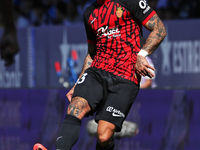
[112,112,123,117]
[56,136,63,141]
[106,106,125,118]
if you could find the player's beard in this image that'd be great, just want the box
[97,0,105,4]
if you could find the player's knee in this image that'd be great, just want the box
[67,97,91,118]
[97,132,112,145]
[97,121,116,145]
[98,134,109,145]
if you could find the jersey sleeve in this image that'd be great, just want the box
[122,0,156,25]
[83,8,97,44]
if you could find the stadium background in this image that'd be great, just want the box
[1,0,200,149]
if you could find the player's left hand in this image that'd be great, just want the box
[0,30,19,66]
[135,55,155,78]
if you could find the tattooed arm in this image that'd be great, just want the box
[135,13,166,78]
[66,43,96,102]
[143,13,166,54]
[78,43,96,78]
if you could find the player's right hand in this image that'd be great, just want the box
[135,55,155,78]
[66,85,76,102]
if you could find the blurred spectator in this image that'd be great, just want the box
[0,0,19,66]
[42,0,62,6]
[52,1,67,25]
[31,1,46,26]
[156,0,168,10]
[64,1,82,26]
[155,0,180,20]
[178,0,200,19]
[147,0,158,10]
[0,12,4,27]
[4,0,200,28]
[75,0,91,20]
[42,0,63,25]
[13,0,33,28]
[165,6,178,20]
[168,0,181,9]
[17,0,34,27]
[155,8,165,20]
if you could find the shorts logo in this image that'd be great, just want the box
[106,106,125,118]
[116,7,123,18]
[112,112,123,117]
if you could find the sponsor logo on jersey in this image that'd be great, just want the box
[116,7,123,18]
[97,26,121,38]
[106,106,125,118]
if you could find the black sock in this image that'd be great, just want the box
[55,114,82,150]
[96,140,115,150]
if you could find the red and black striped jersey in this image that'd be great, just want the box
[83,0,155,84]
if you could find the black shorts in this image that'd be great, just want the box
[72,67,139,132]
